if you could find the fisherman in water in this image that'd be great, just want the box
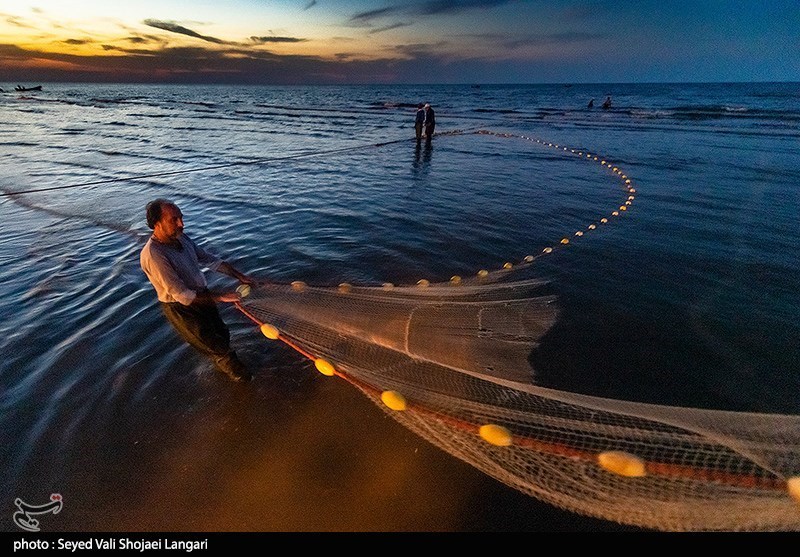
[140,199,255,382]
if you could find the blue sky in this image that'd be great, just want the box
[1,0,797,84]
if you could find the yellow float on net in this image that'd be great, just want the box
[560,238,570,245]
[588,224,597,230]
[314,358,336,376]
[788,477,800,503]
[625,179,631,184]
[382,282,394,290]
[477,269,489,278]
[260,323,280,340]
[291,280,306,292]
[575,231,584,236]
[601,218,609,223]
[612,211,619,216]
[543,247,553,254]
[503,262,513,269]
[597,451,647,477]
[338,283,352,293]
[417,279,430,287]
[523,255,534,262]
[236,284,251,298]
[479,424,513,447]
[381,390,407,411]
[450,275,462,284]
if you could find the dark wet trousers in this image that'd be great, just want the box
[160,298,238,371]
[425,123,435,140]
[415,122,423,141]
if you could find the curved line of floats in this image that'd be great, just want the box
[234,129,800,504]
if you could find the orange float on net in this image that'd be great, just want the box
[597,451,647,477]
[788,477,800,503]
[381,390,407,411]
[260,323,280,340]
[314,358,336,376]
[291,280,306,292]
[479,424,513,447]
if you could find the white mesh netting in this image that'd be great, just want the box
[234,131,800,531]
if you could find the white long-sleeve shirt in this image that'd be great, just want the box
[140,234,221,306]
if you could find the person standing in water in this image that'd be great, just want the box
[602,96,612,109]
[414,103,425,141]
[423,103,436,141]
[140,199,255,382]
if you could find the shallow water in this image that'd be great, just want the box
[1,82,799,532]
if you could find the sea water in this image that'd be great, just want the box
[1,82,799,531]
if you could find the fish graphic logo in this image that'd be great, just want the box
[13,494,63,532]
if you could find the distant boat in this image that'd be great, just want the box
[15,85,42,92]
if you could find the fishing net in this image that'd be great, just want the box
[236,132,800,532]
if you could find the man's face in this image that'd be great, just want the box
[155,204,184,242]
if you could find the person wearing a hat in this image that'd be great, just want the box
[424,103,435,140]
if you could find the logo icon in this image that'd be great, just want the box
[13,494,63,532]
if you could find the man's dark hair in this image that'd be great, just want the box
[146,198,174,229]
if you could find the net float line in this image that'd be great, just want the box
[233,295,794,495]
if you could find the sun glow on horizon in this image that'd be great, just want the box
[1,1,796,84]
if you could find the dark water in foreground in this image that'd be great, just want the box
[1,82,799,532]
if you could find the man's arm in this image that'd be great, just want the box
[204,261,259,304]
[215,261,255,285]
[188,236,256,288]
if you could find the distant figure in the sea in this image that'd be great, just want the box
[602,96,612,109]
[415,103,425,141]
[424,103,435,140]
[588,98,594,109]
[140,199,255,383]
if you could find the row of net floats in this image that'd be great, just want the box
[234,131,800,503]
[412,130,637,288]
[238,292,800,498]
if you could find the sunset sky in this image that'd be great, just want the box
[1,0,797,84]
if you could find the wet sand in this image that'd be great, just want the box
[6,330,640,533]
